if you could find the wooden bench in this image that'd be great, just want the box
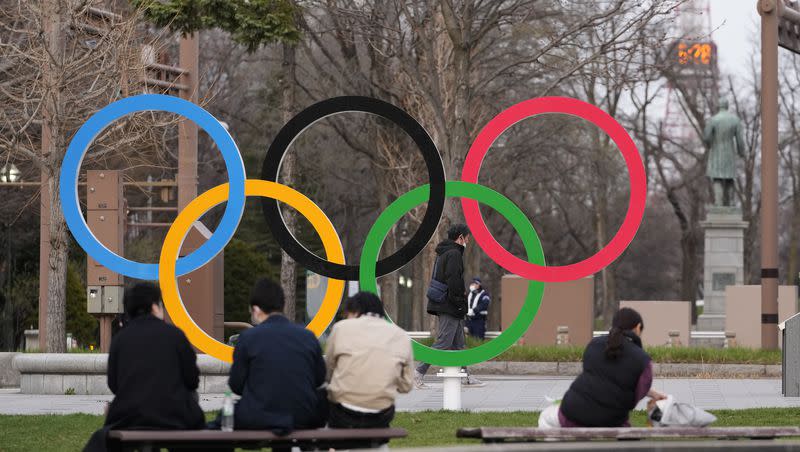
[107,428,406,451]
[457,427,800,443]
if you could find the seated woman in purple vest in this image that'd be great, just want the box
[540,307,667,427]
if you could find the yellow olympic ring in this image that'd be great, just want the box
[159,179,346,362]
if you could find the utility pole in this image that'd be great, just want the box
[178,34,199,211]
[757,0,800,349]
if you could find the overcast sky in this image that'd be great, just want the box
[708,0,760,75]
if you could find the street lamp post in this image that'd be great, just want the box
[0,164,20,183]
[1,166,21,290]
[0,165,19,350]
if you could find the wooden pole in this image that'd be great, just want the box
[99,315,112,352]
[758,0,780,349]
[177,34,199,212]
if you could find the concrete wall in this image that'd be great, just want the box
[726,285,798,348]
[619,301,691,347]
[501,275,593,346]
[13,353,231,395]
[0,353,20,387]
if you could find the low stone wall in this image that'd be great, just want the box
[0,353,20,387]
[13,353,231,395]
[10,353,782,395]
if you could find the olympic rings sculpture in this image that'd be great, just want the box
[61,94,646,364]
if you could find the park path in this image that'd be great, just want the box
[1,376,798,415]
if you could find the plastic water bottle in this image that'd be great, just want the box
[221,391,234,432]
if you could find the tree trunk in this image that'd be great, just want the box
[279,41,298,321]
[592,123,617,326]
[600,268,618,327]
[437,3,472,226]
[376,189,399,320]
[681,227,700,324]
[45,172,68,352]
[42,0,68,352]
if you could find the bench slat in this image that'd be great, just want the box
[456,427,800,441]
[110,428,406,442]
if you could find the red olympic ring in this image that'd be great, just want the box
[460,96,647,283]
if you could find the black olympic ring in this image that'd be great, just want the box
[260,96,446,281]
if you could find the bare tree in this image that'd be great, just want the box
[778,53,800,286]
[278,38,300,321]
[0,1,165,351]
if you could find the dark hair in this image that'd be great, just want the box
[250,278,285,314]
[447,223,470,240]
[124,283,162,318]
[343,292,386,318]
[605,307,644,360]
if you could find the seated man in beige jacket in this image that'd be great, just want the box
[325,292,414,428]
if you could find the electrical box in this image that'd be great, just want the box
[103,286,124,314]
[87,257,124,286]
[87,286,102,313]
[86,170,125,300]
[87,286,125,314]
[86,170,122,210]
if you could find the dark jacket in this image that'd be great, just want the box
[559,332,651,427]
[426,239,467,318]
[104,314,205,430]
[229,314,327,431]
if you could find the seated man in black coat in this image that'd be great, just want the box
[84,283,205,452]
[226,278,327,432]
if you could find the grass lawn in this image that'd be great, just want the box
[494,344,782,365]
[2,408,800,451]
[27,347,782,366]
[414,338,782,365]
[25,342,782,365]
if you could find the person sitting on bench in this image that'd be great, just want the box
[221,278,327,432]
[84,283,205,452]
[325,292,413,429]
[540,307,667,428]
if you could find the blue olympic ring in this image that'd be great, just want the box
[60,94,246,280]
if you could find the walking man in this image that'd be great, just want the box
[414,224,485,388]
[466,277,491,340]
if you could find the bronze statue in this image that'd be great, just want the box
[703,98,744,207]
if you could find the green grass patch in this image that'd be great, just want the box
[418,337,781,365]
[1,408,799,451]
[24,340,782,365]
[494,344,780,365]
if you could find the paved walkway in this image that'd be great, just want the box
[397,376,800,412]
[2,376,799,415]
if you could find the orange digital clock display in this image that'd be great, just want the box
[677,42,712,65]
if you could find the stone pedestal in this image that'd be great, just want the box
[697,206,748,331]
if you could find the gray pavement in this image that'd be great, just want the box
[1,376,799,415]
[389,442,800,451]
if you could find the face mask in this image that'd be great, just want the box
[470,285,479,292]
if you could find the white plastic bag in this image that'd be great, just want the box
[538,396,561,428]
[648,395,717,427]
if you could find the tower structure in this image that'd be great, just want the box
[662,0,719,144]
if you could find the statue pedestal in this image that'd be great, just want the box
[697,206,748,331]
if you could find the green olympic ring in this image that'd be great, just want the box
[359,181,545,366]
